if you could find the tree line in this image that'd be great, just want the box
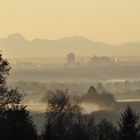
[0,53,140,140]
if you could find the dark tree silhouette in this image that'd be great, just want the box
[0,52,38,140]
[43,89,88,140]
[118,106,140,140]
[71,115,89,140]
[0,53,24,108]
[72,114,97,140]
[88,86,98,96]
[43,89,99,140]
[97,83,105,94]
[97,119,118,140]
[0,105,37,140]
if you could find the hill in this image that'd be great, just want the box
[1,33,140,58]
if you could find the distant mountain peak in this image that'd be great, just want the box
[58,35,92,41]
[6,33,25,41]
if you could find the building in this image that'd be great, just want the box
[90,55,114,66]
[66,53,76,65]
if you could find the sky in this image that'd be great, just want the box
[0,0,140,44]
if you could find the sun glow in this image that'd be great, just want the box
[81,103,100,114]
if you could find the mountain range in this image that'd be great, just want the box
[1,33,140,58]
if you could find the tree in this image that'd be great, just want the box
[79,114,97,140]
[87,86,98,96]
[96,83,105,94]
[0,52,38,140]
[0,53,24,108]
[43,89,99,140]
[43,89,83,140]
[97,119,118,140]
[118,106,140,140]
[0,105,37,140]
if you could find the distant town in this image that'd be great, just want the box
[9,53,140,70]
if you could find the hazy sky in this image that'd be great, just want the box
[0,0,140,44]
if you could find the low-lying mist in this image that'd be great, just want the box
[9,80,140,114]
[80,86,117,112]
[40,85,118,113]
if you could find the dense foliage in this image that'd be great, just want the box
[0,53,37,140]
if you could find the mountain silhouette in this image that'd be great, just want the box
[1,33,140,58]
